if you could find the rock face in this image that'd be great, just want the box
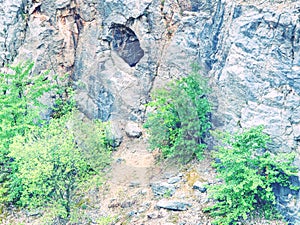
[0,0,28,64]
[1,0,300,222]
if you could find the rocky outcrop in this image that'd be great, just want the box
[1,0,300,222]
[210,1,300,154]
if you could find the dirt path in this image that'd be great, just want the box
[109,137,158,187]
[95,134,216,225]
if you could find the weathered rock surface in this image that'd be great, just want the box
[1,0,300,222]
[167,176,181,184]
[125,121,143,138]
[107,120,123,147]
[193,181,207,193]
[0,0,27,65]
[150,181,176,197]
[156,199,191,211]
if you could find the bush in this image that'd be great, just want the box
[8,111,112,222]
[144,65,211,163]
[51,74,76,119]
[69,111,112,174]
[204,126,298,225]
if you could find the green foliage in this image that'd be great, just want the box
[8,111,112,221]
[97,215,118,225]
[0,61,51,148]
[0,61,53,203]
[71,114,112,173]
[204,126,298,225]
[9,114,85,215]
[52,74,76,118]
[144,65,211,163]
[0,61,112,223]
[0,61,77,206]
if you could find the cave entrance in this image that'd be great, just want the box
[110,24,144,67]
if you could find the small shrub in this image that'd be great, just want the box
[0,61,112,223]
[70,111,112,174]
[204,126,298,225]
[0,62,77,206]
[97,215,118,225]
[52,74,76,118]
[144,65,211,163]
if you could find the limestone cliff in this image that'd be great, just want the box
[0,0,299,222]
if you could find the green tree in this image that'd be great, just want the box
[71,113,112,172]
[0,61,76,205]
[0,61,112,223]
[0,61,53,203]
[144,65,211,162]
[204,126,298,225]
[9,111,112,222]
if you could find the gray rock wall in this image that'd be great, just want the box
[0,0,299,222]
[0,0,28,65]
[207,2,300,222]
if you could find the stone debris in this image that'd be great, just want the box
[121,200,136,208]
[193,181,207,193]
[129,181,141,188]
[150,182,176,197]
[156,199,191,211]
[147,212,159,219]
[168,176,181,184]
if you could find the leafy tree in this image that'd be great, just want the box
[0,61,53,203]
[0,61,77,205]
[10,114,85,217]
[144,65,211,163]
[9,111,112,222]
[204,126,299,225]
[0,61,51,147]
[0,61,112,223]
[71,113,112,172]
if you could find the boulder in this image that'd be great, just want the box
[193,181,207,193]
[125,121,142,138]
[150,182,176,197]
